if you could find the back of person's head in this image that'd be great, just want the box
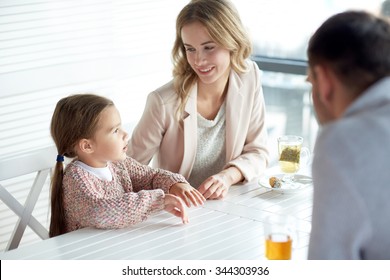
[308,10,390,95]
[49,93,113,237]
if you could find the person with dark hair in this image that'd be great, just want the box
[307,11,390,259]
[49,94,205,237]
[128,0,269,200]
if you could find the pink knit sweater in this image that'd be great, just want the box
[62,156,187,233]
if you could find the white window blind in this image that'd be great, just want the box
[0,0,187,252]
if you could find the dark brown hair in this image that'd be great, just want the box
[308,11,390,96]
[49,94,114,237]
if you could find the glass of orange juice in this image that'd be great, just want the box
[264,215,298,260]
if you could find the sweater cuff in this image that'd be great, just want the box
[150,189,165,214]
[160,172,188,194]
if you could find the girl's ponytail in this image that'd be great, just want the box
[49,157,66,237]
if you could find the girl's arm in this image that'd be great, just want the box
[64,173,166,229]
[124,157,187,194]
[124,157,204,207]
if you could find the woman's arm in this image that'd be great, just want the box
[227,62,269,182]
[127,92,165,165]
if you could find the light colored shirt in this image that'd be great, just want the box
[75,160,112,181]
[188,102,226,188]
[308,77,390,259]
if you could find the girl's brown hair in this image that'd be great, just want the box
[49,94,114,237]
[172,0,252,118]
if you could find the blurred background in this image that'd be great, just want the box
[0,0,386,251]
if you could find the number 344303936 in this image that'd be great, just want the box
[215,266,269,276]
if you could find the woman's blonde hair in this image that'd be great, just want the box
[49,94,114,237]
[172,0,252,117]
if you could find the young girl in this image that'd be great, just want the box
[49,94,204,237]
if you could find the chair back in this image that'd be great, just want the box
[0,145,57,251]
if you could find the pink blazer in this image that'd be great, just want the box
[128,60,269,182]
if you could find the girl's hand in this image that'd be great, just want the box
[169,183,205,207]
[164,194,189,224]
[198,174,230,200]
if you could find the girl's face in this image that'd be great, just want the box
[88,106,129,167]
[181,21,231,86]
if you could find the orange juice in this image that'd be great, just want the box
[265,233,292,260]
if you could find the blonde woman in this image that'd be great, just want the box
[128,0,269,199]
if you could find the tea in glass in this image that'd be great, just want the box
[265,233,292,260]
[278,136,303,174]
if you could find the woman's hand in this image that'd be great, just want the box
[164,194,189,224]
[198,167,244,200]
[169,183,205,207]
[198,174,230,200]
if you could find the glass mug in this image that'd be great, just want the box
[264,215,298,260]
[277,135,310,182]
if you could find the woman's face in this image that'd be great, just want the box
[181,21,231,86]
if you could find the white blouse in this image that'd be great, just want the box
[188,102,226,188]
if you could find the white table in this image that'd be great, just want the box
[0,171,313,260]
